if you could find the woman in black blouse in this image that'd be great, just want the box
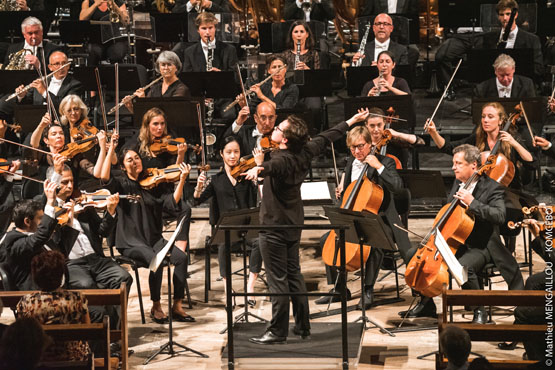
[281,20,320,71]
[248,55,299,111]
[125,51,191,114]
[361,51,410,97]
[79,0,129,64]
[193,136,262,305]
[101,141,195,323]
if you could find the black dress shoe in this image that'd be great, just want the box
[398,298,437,318]
[150,312,169,324]
[292,327,311,339]
[472,307,488,324]
[315,288,351,305]
[173,312,196,322]
[356,288,374,310]
[249,331,286,345]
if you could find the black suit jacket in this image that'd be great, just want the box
[0,214,58,290]
[283,0,335,22]
[483,28,544,78]
[361,0,418,18]
[20,75,84,111]
[342,155,411,258]
[448,176,523,290]
[474,74,536,99]
[172,0,230,13]
[360,39,409,66]
[3,41,62,68]
[181,40,238,72]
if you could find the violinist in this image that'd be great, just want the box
[0,120,20,234]
[315,125,411,309]
[43,164,132,323]
[58,95,93,141]
[361,51,410,97]
[224,101,277,157]
[28,115,107,193]
[193,136,262,305]
[401,144,523,323]
[0,180,59,290]
[426,102,535,190]
[123,51,191,114]
[246,55,299,112]
[242,110,369,345]
[15,51,84,110]
[100,143,195,324]
[124,107,188,169]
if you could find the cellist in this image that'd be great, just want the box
[316,125,411,310]
[400,144,523,324]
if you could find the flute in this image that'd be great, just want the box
[107,75,164,115]
[5,61,71,102]
[223,64,288,112]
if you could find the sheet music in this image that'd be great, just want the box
[434,229,468,287]
[300,181,332,201]
[149,217,186,272]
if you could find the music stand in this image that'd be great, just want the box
[152,13,187,42]
[0,71,37,94]
[438,0,483,29]
[294,70,333,97]
[58,20,102,45]
[258,20,327,53]
[178,71,240,100]
[209,207,266,334]
[343,96,415,131]
[73,65,145,92]
[0,11,45,42]
[132,97,204,141]
[14,105,47,134]
[466,49,535,82]
[324,207,396,336]
[144,218,208,364]
[346,66,412,97]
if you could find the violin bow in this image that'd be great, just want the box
[114,63,119,134]
[35,48,62,126]
[424,58,463,131]
[95,67,109,133]
[0,167,46,185]
[519,101,535,145]
[549,86,555,113]
[0,137,57,157]
[330,141,339,187]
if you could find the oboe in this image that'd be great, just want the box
[107,75,164,115]
[353,23,371,67]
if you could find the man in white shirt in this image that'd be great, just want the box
[283,0,335,23]
[352,13,408,66]
[474,53,536,98]
[171,0,230,14]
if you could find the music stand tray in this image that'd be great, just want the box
[73,65,145,92]
[294,70,333,98]
[0,71,38,94]
[152,13,187,43]
[466,49,534,82]
[178,71,240,99]
[58,20,102,45]
[14,105,48,134]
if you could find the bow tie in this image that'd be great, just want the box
[499,87,510,96]
[353,160,365,170]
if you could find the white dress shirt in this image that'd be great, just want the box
[231,122,264,149]
[388,0,398,13]
[374,39,390,61]
[350,158,385,182]
[43,75,65,99]
[496,77,514,98]
[200,39,216,66]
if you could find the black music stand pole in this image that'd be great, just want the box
[144,220,208,364]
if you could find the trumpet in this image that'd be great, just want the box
[223,64,287,112]
[5,61,71,102]
[108,75,163,114]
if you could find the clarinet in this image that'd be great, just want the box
[295,41,301,69]
[375,70,384,96]
[205,43,215,127]
[353,23,371,67]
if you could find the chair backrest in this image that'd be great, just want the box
[0,262,14,291]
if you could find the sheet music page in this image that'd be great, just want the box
[434,229,468,287]
[301,181,332,201]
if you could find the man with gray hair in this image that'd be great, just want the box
[474,53,536,98]
[3,16,61,70]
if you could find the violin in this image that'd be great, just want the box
[140,163,210,190]
[480,106,521,187]
[260,135,279,149]
[0,158,37,171]
[58,135,98,158]
[230,146,276,180]
[507,204,552,233]
[380,107,402,169]
[150,136,202,155]
[70,118,98,141]
[322,130,392,271]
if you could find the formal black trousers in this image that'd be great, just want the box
[259,232,310,338]
[119,239,188,302]
[217,238,262,278]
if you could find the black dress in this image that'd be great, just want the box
[360,77,411,97]
[147,79,191,98]
[249,80,299,111]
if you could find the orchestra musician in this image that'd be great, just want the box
[123,51,191,114]
[100,141,195,324]
[352,13,409,67]
[79,0,129,65]
[247,55,299,111]
[0,121,20,234]
[15,51,84,111]
[474,54,536,98]
[400,144,523,323]
[283,0,335,23]
[171,0,230,14]
[193,136,262,305]
[282,20,320,71]
[315,125,411,309]
[361,51,410,97]
[242,109,370,345]
[426,102,535,190]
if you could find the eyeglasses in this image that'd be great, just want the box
[49,62,67,67]
[349,143,367,152]
[258,115,276,121]
[374,22,392,27]
[274,126,283,133]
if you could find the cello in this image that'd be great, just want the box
[321,131,392,271]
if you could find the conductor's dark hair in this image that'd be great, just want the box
[13,199,43,229]
[283,115,309,153]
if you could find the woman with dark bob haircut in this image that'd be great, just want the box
[16,250,91,361]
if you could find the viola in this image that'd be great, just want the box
[380,107,402,169]
[140,163,210,190]
[58,135,98,158]
[150,135,202,155]
[322,131,392,271]
[70,118,98,141]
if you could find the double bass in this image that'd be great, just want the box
[322,131,392,271]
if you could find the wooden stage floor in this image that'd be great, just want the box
[0,210,543,369]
